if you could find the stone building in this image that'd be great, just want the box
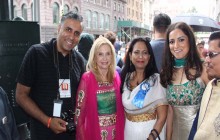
[13,0,128,42]
[118,0,152,42]
[80,0,126,39]
[13,0,80,42]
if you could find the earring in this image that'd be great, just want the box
[109,64,112,68]
[94,62,97,70]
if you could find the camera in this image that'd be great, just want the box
[61,110,76,134]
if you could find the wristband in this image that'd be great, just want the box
[150,132,156,140]
[151,129,160,140]
[47,117,52,128]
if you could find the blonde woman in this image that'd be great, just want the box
[75,36,124,140]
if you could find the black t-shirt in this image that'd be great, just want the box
[16,38,86,140]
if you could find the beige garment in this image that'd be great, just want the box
[171,105,199,140]
[194,79,220,140]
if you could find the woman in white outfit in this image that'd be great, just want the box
[120,37,168,140]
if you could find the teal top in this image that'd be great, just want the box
[167,78,205,106]
[97,82,116,115]
[97,91,116,114]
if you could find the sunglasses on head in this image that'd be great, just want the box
[202,51,220,58]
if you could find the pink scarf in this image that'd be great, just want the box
[76,71,124,140]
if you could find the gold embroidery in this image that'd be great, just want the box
[125,111,156,122]
[98,81,113,87]
[99,114,116,126]
[101,130,108,140]
[77,90,84,107]
[75,90,84,125]
[75,108,80,124]
[97,89,115,94]
[112,128,116,140]
[167,80,205,105]
[214,113,220,136]
[75,109,80,117]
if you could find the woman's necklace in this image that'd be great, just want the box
[179,68,184,84]
[130,72,143,90]
[174,58,186,68]
[100,72,107,82]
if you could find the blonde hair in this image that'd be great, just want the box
[87,36,116,82]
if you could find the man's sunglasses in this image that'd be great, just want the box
[202,51,220,58]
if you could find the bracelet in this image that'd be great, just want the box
[150,132,156,140]
[151,129,160,140]
[47,117,52,128]
[151,129,159,137]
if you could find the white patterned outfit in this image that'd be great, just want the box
[122,73,168,140]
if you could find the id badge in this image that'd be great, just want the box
[53,99,63,117]
[59,79,71,98]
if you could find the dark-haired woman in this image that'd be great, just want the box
[160,22,209,140]
[121,37,168,140]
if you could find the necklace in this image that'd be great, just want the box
[179,68,184,84]
[129,72,143,90]
[174,58,186,68]
[100,71,107,82]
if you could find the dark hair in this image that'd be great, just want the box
[120,37,158,93]
[104,31,116,45]
[198,40,205,45]
[160,22,203,87]
[114,42,122,54]
[209,31,220,46]
[78,33,94,60]
[153,13,171,33]
[60,11,83,24]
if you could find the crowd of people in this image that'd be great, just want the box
[1,11,220,140]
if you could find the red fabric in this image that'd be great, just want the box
[75,71,124,140]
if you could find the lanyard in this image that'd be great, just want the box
[53,45,73,99]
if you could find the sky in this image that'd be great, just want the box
[153,0,214,18]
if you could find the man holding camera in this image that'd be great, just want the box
[15,12,86,140]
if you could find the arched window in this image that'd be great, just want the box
[73,6,78,13]
[117,3,120,12]
[85,10,92,28]
[100,13,104,29]
[21,4,27,20]
[13,5,17,18]
[113,2,116,11]
[92,12,98,29]
[31,4,33,20]
[114,16,117,30]
[105,15,110,30]
[106,0,109,6]
[53,2,60,24]
[63,4,69,15]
